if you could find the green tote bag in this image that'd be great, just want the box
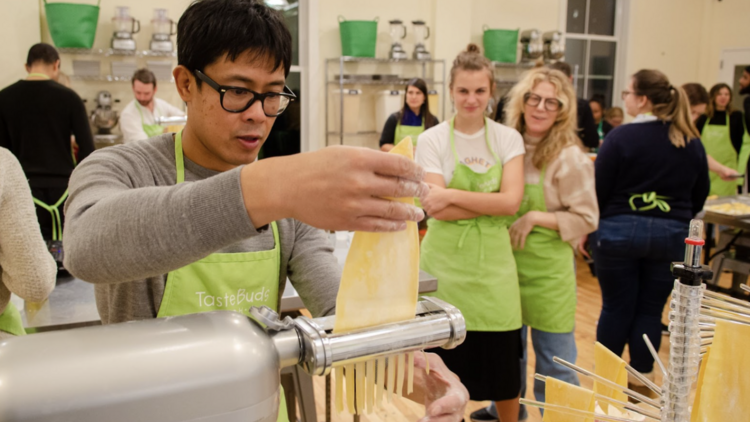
[45,0,100,49]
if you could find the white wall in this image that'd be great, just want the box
[0,2,41,88]
[623,0,750,97]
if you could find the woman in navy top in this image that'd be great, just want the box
[592,69,709,394]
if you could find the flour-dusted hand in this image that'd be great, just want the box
[407,352,469,422]
[241,146,428,232]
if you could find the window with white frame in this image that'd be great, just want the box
[564,0,619,108]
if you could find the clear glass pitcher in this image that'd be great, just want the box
[411,20,430,45]
[113,6,140,34]
[151,8,176,37]
[389,19,406,44]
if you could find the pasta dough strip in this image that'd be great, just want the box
[366,359,376,413]
[387,355,396,403]
[407,352,415,394]
[376,357,386,408]
[355,362,366,414]
[345,364,355,414]
[335,366,345,413]
[396,353,406,397]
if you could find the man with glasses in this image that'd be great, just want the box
[63,0,466,420]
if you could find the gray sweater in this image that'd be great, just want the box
[63,134,340,324]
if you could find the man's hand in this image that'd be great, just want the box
[421,184,454,216]
[718,166,741,182]
[509,211,536,250]
[407,352,469,422]
[241,146,428,232]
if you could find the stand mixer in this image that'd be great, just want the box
[520,29,544,62]
[150,8,177,52]
[411,20,431,60]
[388,19,408,60]
[0,297,466,422]
[111,6,140,52]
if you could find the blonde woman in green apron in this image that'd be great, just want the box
[0,148,56,339]
[379,78,439,152]
[417,43,525,422]
[475,67,599,422]
[695,83,746,196]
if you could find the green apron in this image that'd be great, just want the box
[736,117,750,186]
[135,102,165,138]
[702,114,738,196]
[597,120,604,143]
[508,167,576,333]
[420,118,522,332]
[157,131,288,422]
[0,302,27,336]
[394,117,425,147]
[394,119,426,207]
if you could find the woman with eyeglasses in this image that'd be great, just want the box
[695,83,748,196]
[417,43,525,422]
[379,78,439,152]
[473,67,598,421]
[592,70,709,397]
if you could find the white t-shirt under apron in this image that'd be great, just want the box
[120,98,186,144]
[415,120,525,186]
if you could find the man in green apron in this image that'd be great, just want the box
[63,1,467,421]
[119,68,186,143]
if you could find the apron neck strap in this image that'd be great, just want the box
[175,131,185,184]
[449,117,497,165]
[538,165,547,188]
[27,73,50,80]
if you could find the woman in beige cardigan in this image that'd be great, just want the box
[0,147,56,339]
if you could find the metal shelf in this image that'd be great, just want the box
[327,79,442,86]
[327,131,378,136]
[58,48,176,58]
[492,61,536,68]
[326,56,447,147]
[326,57,444,64]
[70,75,174,83]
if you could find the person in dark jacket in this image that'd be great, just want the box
[592,69,709,397]
[548,61,599,149]
[379,78,439,152]
[0,43,94,265]
[589,95,613,144]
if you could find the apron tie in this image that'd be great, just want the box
[456,219,485,260]
[32,190,69,241]
[628,191,671,213]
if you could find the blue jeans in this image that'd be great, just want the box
[591,214,687,374]
[485,326,579,419]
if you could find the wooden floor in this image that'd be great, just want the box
[308,255,679,422]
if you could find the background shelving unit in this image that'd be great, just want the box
[325,56,446,147]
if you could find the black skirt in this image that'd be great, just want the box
[431,329,522,401]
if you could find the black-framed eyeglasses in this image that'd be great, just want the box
[524,93,562,112]
[194,69,296,116]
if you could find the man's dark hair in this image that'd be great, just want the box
[548,61,572,78]
[26,43,60,67]
[132,68,157,87]
[177,0,292,86]
[745,65,750,74]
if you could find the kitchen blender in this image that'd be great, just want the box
[150,8,176,52]
[89,91,122,147]
[388,19,408,60]
[111,6,140,52]
[520,29,544,62]
[543,31,565,61]
[411,20,431,60]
